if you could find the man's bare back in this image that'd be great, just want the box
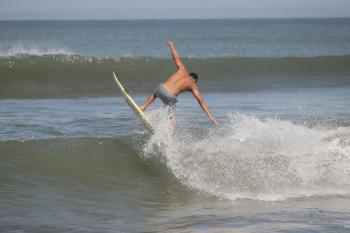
[139,41,218,126]
[162,69,192,96]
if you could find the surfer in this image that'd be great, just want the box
[139,40,219,126]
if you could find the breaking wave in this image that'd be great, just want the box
[143,111,350,201]
[0,44,73,57]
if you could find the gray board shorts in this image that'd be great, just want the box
[155,84,178,106]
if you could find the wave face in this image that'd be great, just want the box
[2,112,350,203]
[143,112,350,201]
[1,55,350,99]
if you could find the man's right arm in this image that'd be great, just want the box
[167,40,186,70]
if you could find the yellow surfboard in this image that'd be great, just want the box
[112,72,155,134]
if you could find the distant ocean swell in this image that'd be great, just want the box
[1,54,350,98]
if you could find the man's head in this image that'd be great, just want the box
[189,72,198,83]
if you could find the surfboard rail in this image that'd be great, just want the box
[112,72,155,134]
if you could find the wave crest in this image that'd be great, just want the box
[0,43,73,57]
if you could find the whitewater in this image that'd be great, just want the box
[144,111,350,201]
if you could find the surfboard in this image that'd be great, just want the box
[112,72,155,134]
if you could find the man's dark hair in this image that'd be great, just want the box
[189,72,198,83]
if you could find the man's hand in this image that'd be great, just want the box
[139,104,146,111]
[210,116,220,127]
[167,40,174,47]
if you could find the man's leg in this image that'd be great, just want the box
[167,105,176,133]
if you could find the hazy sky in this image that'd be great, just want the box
[0,0,349,20]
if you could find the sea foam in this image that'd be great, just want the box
[0,43,73,57]
[143,111,350,201]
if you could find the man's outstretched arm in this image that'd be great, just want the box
[167,40,186,70]
[191,84,219,126]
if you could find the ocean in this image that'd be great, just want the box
[1,19,350,232]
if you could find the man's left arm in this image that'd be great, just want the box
[191,84,219,126]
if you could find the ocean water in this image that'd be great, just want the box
[1,19,350,232]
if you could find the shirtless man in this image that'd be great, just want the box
[139,40,218,126]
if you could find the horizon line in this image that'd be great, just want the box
[0,16,349,21]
